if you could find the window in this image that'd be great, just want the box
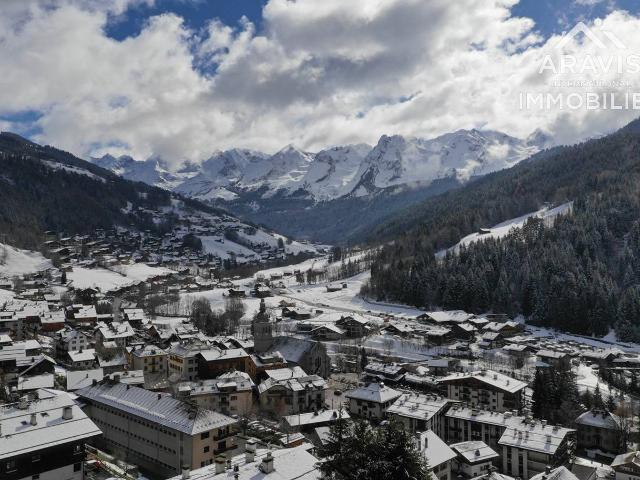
[201,432,210,439]
[6,460,16,472]
[204,446,210,453]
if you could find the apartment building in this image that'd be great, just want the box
[387,392,455,437]
[130,344,168,375]
[0,389,102,480]
[77,382,237,478]
[177,371,255,416]
[439,370,527,413]
[445,406,575,480]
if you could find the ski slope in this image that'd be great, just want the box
[0,243,52,277]
[436,202,573,258]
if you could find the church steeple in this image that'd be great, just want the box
[253,299,273,353]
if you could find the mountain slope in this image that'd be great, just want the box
[364,118,640,340]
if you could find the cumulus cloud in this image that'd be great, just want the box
[1,0,640,163]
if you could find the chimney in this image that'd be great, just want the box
[157,393,162,400]
[30,413,37,426]
[246,439,257,463]
[181,466,191,479]
[215,457,225,474]
[63,406,73,420]
[92,379,98,386]
[261,451,275,474]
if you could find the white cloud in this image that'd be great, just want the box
[1,0,640,164]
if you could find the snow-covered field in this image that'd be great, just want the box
[68,267,134,291]
[110,263,173,282]
[0,243,52,277]
[199,236,260,261]
[436,202,573,258]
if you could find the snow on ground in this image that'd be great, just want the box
[42,160,106,183]
[0,288,15,303]
[68,267,135,292]
[436,201,573,258]
[237,229,319,255]
[199,236,260,261]
[0,243,52,277]
[110,263,172,282]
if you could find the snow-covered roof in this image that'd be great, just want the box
[438,369,527,393]
[451,440,499,463]
[282,409,349,428]
[66,368,105,391]
[612,451,640,469]
[417,430,457,468]
[423,310,473,324]
[16,373,55,391]
[68,348,96,363]
[77,383,236,435]
[265,366,308,381]
[575,410,620,430]
[344,382,402,404]
[529,466,579,480]
[0,388,101,459]
[446,406,574,455]
[387,392,452,421]
[166,444,321,480]
[258,375,326,395]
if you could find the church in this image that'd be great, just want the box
[252,299,331,378]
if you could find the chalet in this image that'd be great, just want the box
[364,362,406,383]
[575,409,624,457]
[419,311,474,327]
[344,382,403,420]
[503,343,536,361]
[282,307,313,320]
[611,451,640,480]
[228,288,247,298]
[451,322,477,341]
[310,324,345,341]
[335,315,371,337]
[66,348,96,370]
[438,370,527,413]
[258,371,327,415]
[482,321,523,338]
[581,349,621,366]
[478,332,504,349]
[537,350,571,370]
[96,321,134,347]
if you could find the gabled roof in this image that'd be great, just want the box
[438,370,527,393]
[0,388,101,459]
[77,383,236,435]
[344,382,402,404]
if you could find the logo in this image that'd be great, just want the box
[518,20,640,112]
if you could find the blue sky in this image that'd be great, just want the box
[104,0,640,41]
[3,0,640,160]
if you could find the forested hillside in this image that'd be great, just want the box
[364,119,640,340]
[0,133,210,249]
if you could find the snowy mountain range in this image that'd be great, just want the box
[92,129,547,203]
